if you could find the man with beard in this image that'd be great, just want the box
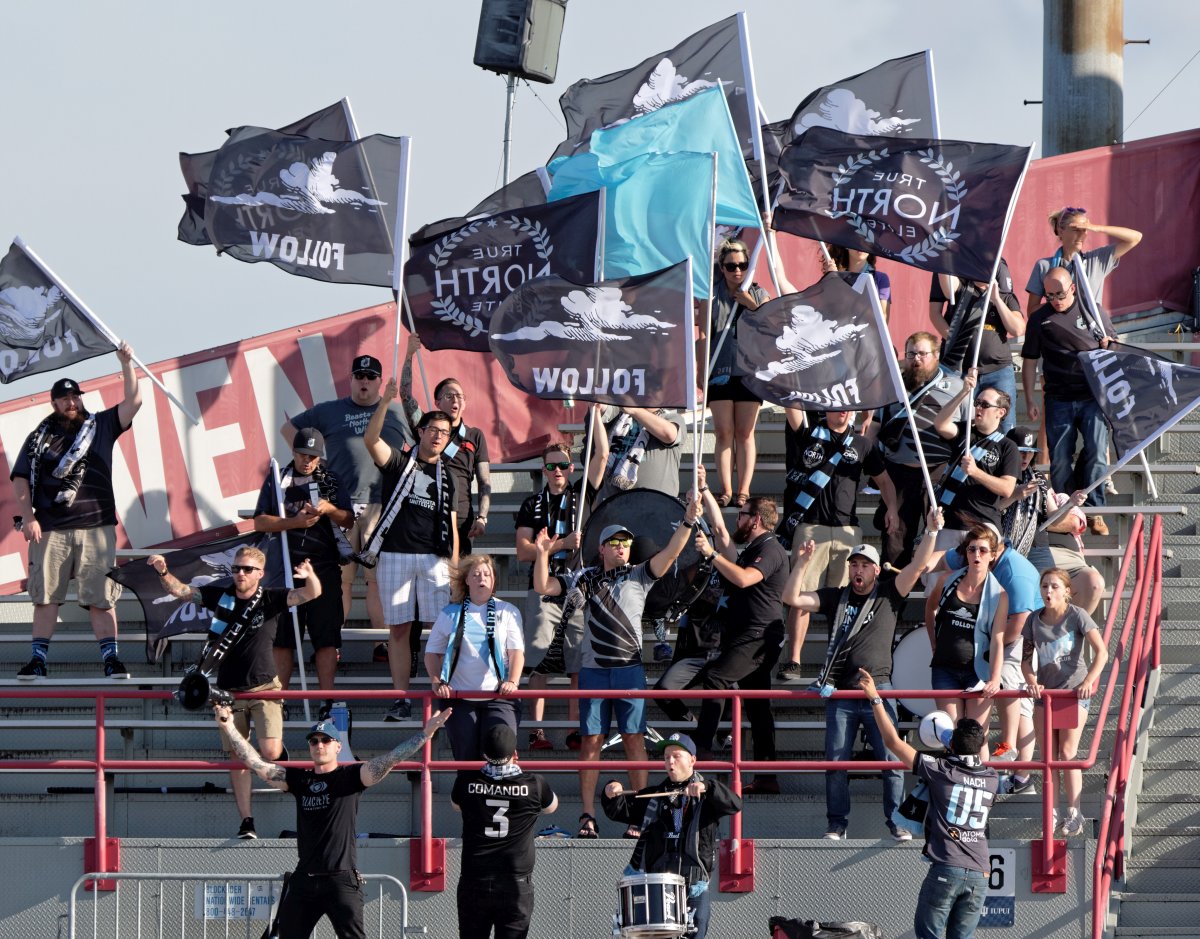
[930,370,1020,544]
[1022,267,1115,535]
[776,410,900,683]
[362,379,458,722]
[689,496,789,794]
[782,508,943,839]
[282,354,412,647]
[11,343,141,679]
[870,332,967,566]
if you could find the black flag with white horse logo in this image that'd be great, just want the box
[204,127,404,286]
[489,259,696,409]
[738,272,899,411]
[774,126,1030,282]
[404,190,602,352]
[0,242,114,384]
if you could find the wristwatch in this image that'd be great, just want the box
[869,697,883,707]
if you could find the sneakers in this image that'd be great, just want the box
[887,822,913,842]
[529,730,554,751]
[372,641,389,663]
[384,699,412,722]
[16,657,47,680]
[742,776,781,795]
[237,817,257,840]
[776,661,804,683]
[103,655,130,679]
[1089,516,1109,536]
[823,827,847,840]
[1004,774,1037,795]
[1061,808,1085,836]
[992,742,1015,761]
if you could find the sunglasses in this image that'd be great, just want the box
[722,261,749,272]
[352,371,378,380]
[974,400,1004,410]
[544,461,571,471]
[604,537,633,548]
[308,736,335,746]
[1045,289,1073,300]
[231,565,262,574]
[965,545,992,555]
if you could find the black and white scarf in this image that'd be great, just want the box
[814,586,883,689]
[26,413,98,508]
[540,485,577,566]
[606,413,650,491]
[196,586,268,681]
[357,447,453,565]
[938,429,1004,509]
[1002,467,1047,555]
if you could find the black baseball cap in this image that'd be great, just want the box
[483,724,517,764]
[51,378,81,399]
[352,355,382,378]
[1006,426,1039,453]
[292,428,325,458]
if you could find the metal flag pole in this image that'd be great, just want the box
[14,236,200,424]
[735,12,780,296]
[270,458,311,723]
[390,137,414,378]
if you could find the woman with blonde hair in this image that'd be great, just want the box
[1020,568,1108,837]
[925,526,1008,746]
[1023,206,1141,314]
[424,554,525,761]
[704,238,769,506]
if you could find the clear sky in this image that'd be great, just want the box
[2,0,1195,395]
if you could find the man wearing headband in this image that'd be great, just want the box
[452,724,557,939]
[215,705,449,937]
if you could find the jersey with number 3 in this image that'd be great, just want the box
[914,753,999,874]
[452,770,555,879]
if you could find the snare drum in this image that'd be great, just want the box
[616,872,689,938]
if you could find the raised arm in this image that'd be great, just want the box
[115,342,142,429]
[214,704,288,789]
[896,507,946,597]
[398,334,424,429]
[587,406,609,491]
[780,539,822,612]
[364,378,399,467]
[361,709,451,787]
[147,554,202,605]
[622,407,678,445]
[531,528,564,598]
[933,369,975,440]
[1089,221,1143,260]
[286,558,323,607]
[648,494,701,579]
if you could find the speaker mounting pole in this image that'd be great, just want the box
[502,73,517,185]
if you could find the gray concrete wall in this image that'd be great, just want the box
[5,837,1094,938]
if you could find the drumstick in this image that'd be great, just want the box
[631,790,684,799]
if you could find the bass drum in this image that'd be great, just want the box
[583,489,710,623]
[891,626,935,717]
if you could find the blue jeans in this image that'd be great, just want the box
[914,862,987,939]
[1045,396,1109,508]
[688,880,713,939]
[975,367,1017,434]
[824,683,904,829]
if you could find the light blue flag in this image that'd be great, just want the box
[588,86,760,229]
[548,150,715,298]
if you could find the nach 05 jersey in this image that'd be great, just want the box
[914,753,999,874]
[452,770,555,880]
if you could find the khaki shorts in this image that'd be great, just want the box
[343,503,383,585]
[793,523,861,591]
[28,526,121,608]
[222,678,284,750]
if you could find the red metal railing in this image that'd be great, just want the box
[0,513,1156,913]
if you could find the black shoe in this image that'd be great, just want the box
[775,661,803,683]
[384,699,412,722]
[104,656,130,679]
[318,700,333,721]
[17,657,47,680]
[237,817,257,840]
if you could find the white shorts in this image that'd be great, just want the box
[378,552,450,625]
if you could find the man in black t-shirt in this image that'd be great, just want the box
[690,496,790,793]
[216,706,449,938]
[932,369,1021,539]
[11,344,141,680]
[858,669,998,939]
[364,377,459,722]
[254,428,355,695]
[777,411,899,682]
[149,547,322,838]
[783,509,943,838]
[452,724,557,939]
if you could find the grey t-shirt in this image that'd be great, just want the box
[595,407,689,504]
[290,397,412,503]
[1023,604,1099,689]
[1025,244,1119,306]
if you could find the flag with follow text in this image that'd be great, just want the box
[177,100,354,247]
[404,190,602,352]
[0,242,114,384]
[774,126,1030,282]
[489,259,696,410]
[203,127,404,287]
[738,272,900,411]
